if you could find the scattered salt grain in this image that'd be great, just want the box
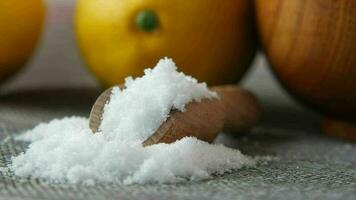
[11,58,256,185]
[100,58,218,141]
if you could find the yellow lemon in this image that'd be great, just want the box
[75,0,257,86]
[0,0,45,82]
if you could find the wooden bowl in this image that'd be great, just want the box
[255,0,356,140]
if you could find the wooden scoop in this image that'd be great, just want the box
[89,85,261,146]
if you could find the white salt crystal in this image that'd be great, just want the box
[100,58,218,141]
[11,58,256,185]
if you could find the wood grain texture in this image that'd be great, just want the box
[89,85,261,146]
[255,0,356,138]
[144,86,261,146]
[89,87,114,133]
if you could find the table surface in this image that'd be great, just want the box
[0,1,355,200]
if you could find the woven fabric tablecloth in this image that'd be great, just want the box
[0,85,355,200]
[0,1,355,199]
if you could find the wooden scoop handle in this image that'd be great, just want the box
[212,85,261,133]
[142,85,261,146]
[89,85,261,146]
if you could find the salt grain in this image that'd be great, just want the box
[11,58,256,185]
[99,58,218,141]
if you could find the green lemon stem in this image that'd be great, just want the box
[135,10,159,32]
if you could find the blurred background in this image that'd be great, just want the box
[1,0,96,91]
[0,0,320,131]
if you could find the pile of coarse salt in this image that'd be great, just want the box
[11,58,256,185]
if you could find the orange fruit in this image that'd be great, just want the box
[0,0,45,82]
[75,0,257,86]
